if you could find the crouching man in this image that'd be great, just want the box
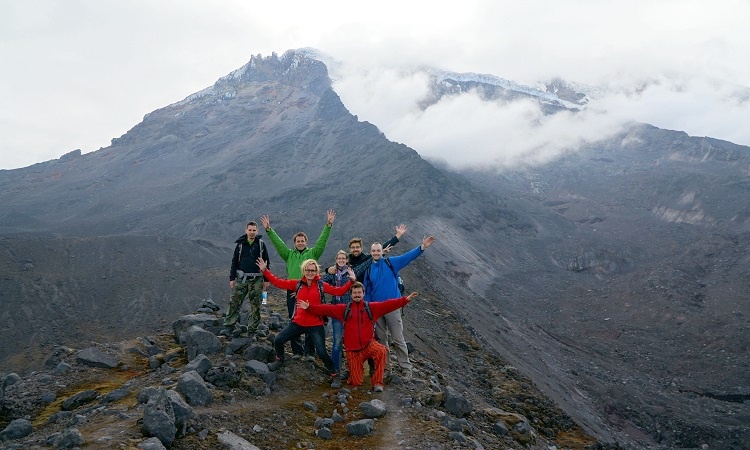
[298,281,419,392]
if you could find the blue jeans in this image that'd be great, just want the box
[274,322,334,373]
[330,318,344,372]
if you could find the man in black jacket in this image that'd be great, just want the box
[222,221,270,338]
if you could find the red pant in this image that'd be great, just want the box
[346,340,388,387]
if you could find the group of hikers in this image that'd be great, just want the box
[223,209,435,392]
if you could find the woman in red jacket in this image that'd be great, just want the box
[298,281,418,392]
[257,257,354,376]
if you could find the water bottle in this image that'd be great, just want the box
[261,291,268,305]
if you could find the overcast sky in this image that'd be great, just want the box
[2,0,749,170]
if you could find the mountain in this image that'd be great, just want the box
[1,49,748,449]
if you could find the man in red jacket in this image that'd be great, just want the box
[298,281,418,392]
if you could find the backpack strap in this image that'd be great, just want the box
[295,279,326,303]
[344,301,374,326]
[384,257,398,278]
[317,280,325,304]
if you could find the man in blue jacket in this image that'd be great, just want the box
[365,234,435,381]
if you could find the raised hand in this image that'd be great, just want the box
[395,224,407,238]
[297,299,310,310]
[326,209,336,226]
[421,235,435,250]
[383,244,393,254]
[346,266,356,281]
[406,292,419,301]
[256,257,268,272]
[260,215,271,230]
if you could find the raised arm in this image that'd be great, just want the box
[309,210,334,259]
[421,235,435,250]
[381,223,406,252]
[353,257,373,281]
[256,257,296,291]
[262,215,292,261]
[300,301,346,322]
[369,291,419,318]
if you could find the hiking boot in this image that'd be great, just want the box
[330,375,342,389]
[304,355,315,362]
[219,326,235,337]
[373,384,384,393]
[291,354,302,360]
[267,358,284,371]
[232,325,248,338]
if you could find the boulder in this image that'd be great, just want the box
[0,418,32,441]
[4,373,21,387]
[76,347,120,369]
[176,370,212,406]
[243,344,274,362]
[142,389,176,447]
[314,417,334,429]
[184,326,222,361]
[316,427,333,439]
[138,436,168,450]
[43,346,75,369]
[346,418,375,436]
[204,365,242,388]
[244,360,269,375]
[183,354,212,377]
[172,314,221,340]
[359,399,387,418]
[51,427,86,448]
[138,386,161,404]
[62,389,99,411]
[443,386,473,418]
[165,390,194,434]
[54,362,72,375]
[216,430,261,450]
[100,387,130,403]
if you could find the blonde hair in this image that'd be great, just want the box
[300,258,319,274]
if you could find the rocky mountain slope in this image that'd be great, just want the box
[0,295,601,450]
[1,50,748,449]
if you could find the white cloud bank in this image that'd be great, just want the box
[331,65,750,170]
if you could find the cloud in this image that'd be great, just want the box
[333,67,628,170]
[1,0,749,169]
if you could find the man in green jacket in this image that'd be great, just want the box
[260,209,335,357]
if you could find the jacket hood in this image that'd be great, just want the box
[235,234,264,244]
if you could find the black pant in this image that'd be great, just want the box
[274,323,334,373]
[286,290,315,356]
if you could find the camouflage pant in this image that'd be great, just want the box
[224,276,263,332]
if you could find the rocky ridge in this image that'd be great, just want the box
[0,293,601,450]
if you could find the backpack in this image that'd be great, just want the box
[344,301,374,327]
[295,279,325,304]
[294,279,328,324]
[366,257,405,295]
